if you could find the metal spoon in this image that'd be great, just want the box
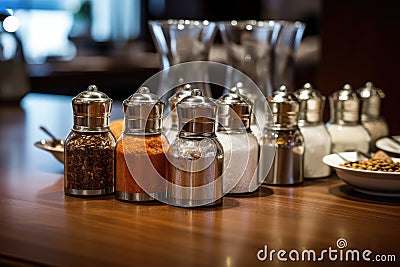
[39,125,59,147]
[336,150,370,164]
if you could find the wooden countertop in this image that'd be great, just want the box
[0,93,399,267]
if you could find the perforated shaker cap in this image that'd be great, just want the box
[357,82,385,120]
[216,89,252,131]
[329,84,361,125]
[72,85,112,131]
[267,85,299,129]
[294,83,326,125]
[123,87,165,134]
[177,89,217,135]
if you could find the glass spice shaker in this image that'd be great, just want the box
[357,82,389,151]
[216,89,259,194]
[259,85,304,185]
[326,84,371,153]
[164,84,192,144]
[294,83,331,178]
[64,85,116,196]
[115,87,167,202]
[167,89,224,207]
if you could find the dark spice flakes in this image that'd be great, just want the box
[65,132,115,191]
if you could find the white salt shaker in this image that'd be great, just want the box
[357,82,389,151]
[295,83,331,178]
[216,88,259,194]
[326,84,371,153]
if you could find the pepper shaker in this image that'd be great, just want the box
[357,82,389,151]
[216,89,259,194]
[326,84,371,153]
[167,89,223,207]
[294,83,331,178]
[64,85,116,196]
[259,85,304,185]
[115,87,167,202]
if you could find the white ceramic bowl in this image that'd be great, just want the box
[322,152,400,196]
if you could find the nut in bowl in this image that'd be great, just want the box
[322,151,400,196]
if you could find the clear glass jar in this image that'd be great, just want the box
[295,83,331,178]
[357,82,389,151]
[326,124,370,153]
[216,90,259,194]
[64,85,116,196]
[148,20,216,97]
[115,87,167,202]
[273,21,306,90]
[326,84,371,153]
[218,20,282,97]
[167,89,223,207]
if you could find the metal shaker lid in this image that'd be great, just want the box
[294,83,326,125]
[217,88,252,131]
[168,84,193,128]
[267,85,299,128]
[123,87,165,134]
[177,89,217,135]
[329,84,360,124]
[72,85,112,131]
[357,82,385,119]
[168,84,193,111]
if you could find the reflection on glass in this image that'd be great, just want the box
[219,20,282,97]
[149,20,217,97]
[273,21,305,91]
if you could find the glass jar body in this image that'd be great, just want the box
[64,130,116,196]
[362,118,389,151]
[217,131,259,194]
[326,123,371,153]
[167,135,224,207]
[115,133,167,202]
[299,123,332,178]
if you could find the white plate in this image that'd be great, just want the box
[375,136,400,155]
[322,152,400,197]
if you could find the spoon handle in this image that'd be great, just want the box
[355,150,370,159]
[39,125,57,141]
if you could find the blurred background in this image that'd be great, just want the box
[0,0,400,133]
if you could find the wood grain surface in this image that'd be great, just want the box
[0,94,399,267]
